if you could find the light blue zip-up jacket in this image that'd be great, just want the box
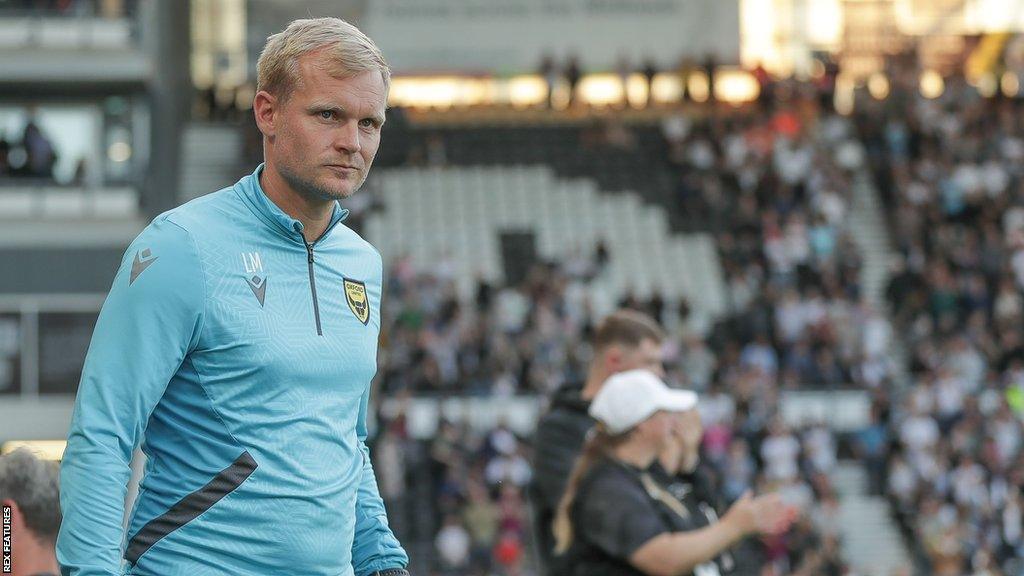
[56,164,408,576]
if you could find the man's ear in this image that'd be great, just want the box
[252,90,278,139]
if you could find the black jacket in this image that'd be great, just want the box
[528,381,594,575]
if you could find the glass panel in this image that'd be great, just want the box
[38,312,98,395]
[0,313,21,395]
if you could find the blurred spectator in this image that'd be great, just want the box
[435,514,471,571]
[751,61,773,109]
[641,57,658,108]
[853,405,890,495]
[538,53,558,109]
[614,53,632,109]
[0,449,61,576]
[703,53,717,104]
[564,55,581,108]
[22,118,56,179]
[675,55,696,104]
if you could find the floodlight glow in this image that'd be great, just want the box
[920,70,944,99]
[579,74,624,107]
[1,440,66,461]
[715,70,760,103]
[868,73,890,100]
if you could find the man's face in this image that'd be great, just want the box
[261,54,386,202]
[616,338,665,378]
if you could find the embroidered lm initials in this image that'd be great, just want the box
[242,252,267,308]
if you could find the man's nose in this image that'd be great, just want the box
[333,120,361,154]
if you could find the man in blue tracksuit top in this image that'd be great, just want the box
[56,18,409,576]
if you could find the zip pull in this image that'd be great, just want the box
[305,242,314,264]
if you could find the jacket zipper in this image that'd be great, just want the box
[305,241,323,336]
[302,217,343,337]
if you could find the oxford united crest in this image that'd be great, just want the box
[344,278,370,325]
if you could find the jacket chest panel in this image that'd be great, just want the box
[192,243,380,409]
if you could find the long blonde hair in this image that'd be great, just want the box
[552,424,630,554]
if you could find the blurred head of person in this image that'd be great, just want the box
[253,17,390,206]
[583,309,666,400]
[553,370,697,554]
[0,449,61,576]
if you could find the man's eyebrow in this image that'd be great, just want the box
[306,102,346,114]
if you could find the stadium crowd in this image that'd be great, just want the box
[373,255,851,573]
[658,93,891,394]
[366,82,905,574]
[859,76,1024,575]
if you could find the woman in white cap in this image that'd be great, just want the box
[552,369,797,576]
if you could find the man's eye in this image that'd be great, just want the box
[319,110,334,120]
[360,119,376,128]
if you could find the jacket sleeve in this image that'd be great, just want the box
[350,384,409,576]
[56,217,206,576]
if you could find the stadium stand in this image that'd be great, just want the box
[6,3,1024,575]
[860,79,1024,575]
[365,165,727,316]
[364,84,910,573]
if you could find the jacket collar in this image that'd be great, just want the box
[234,163,349,242]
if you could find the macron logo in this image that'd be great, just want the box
[129,248,158,286]
[246,275,267,307]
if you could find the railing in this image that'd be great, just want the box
[0,183,138,219]
[380,389,873,439]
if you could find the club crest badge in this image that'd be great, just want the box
[344,278,370,325]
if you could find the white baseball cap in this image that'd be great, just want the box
[589,369,699,435]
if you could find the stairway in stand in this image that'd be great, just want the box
[179,123,246,202]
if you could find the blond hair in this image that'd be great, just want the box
[552,424,631,555]
[256,17,390,101]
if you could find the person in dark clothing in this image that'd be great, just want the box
[552,371,797,576]
[641,58,658,108]
[529,309,666,576]
[565,55,582,107]
[703,54,717,104]
[649,408,776,575]
[539,53,558,109]
[0,449,62,576]
[21,119,56,180]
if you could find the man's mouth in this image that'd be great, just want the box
[325,164,358,175]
